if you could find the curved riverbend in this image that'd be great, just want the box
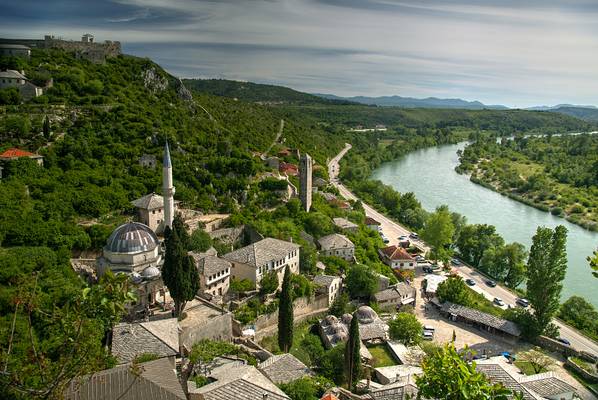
[371,142,598,307]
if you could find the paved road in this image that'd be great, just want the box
[329,144,598,357]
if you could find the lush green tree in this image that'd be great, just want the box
[173,214,191,250]
[329,292,349,317]
[279,376,333,400]
[421,205,455,264]
[436,276,471,306]
[502,243,528,288]
[162,223,200,318]
[526,225,568,336]
[260,271,279,297]
[516,348,556,374]
[388,312,423,346]
[229,277,255,293]
[289,273,314,300]
[416,343,512,400]
[189,228,213,252]
[300,246,318,274]
[457,224,504,268]
[345,311,361,390]
[278,266,294,353]
[42,115,50,139]
[589,248,598,278]
[559,296,598,338]
[345,264,377,299]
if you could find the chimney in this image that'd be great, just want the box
[263,394,268,400]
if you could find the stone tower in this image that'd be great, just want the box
[300,153,313,212]
[163,141,175,230]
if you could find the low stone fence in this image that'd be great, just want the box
[253,294,329,340]
[534,335,598,359]
[565,356,598,383]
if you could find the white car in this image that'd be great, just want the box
[493,297,505,307]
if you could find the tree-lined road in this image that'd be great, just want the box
[328,144,598,357]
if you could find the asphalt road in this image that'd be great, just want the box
[328,144,598,357]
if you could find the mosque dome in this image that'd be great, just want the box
[142,266,161,279]
[332,331,348,343]
[355,306,378,324]
[105,222,159,254]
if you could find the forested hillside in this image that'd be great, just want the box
[183,78,353,105]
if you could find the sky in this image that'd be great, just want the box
[1,0,598,108]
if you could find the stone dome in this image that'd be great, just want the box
[323,315,339,326]
[355,306,378,324]
[332,331,348,343]
[105,222,159,254]
[142,266,161,279]
[341,313,353,325]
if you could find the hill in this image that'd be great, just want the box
[182,78,353,105]
[313,93,508,109]
[548,106,598,123]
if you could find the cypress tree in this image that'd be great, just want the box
[42,116,50,139]
[278,266,294,352]
[162,217,199,318]
[345,311,361,390]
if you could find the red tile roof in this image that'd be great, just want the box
[0,148,38,158]
[380,245,414,261]
[321,394,339,400]
[279,162,298,175]
[365,217,381,225]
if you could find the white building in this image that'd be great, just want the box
[374,283,417,309]
[318,233,355,261]
[379,245,416,270]
[222,238,300,289]
[189,252,231,298]
[0,69,42,98]
[332,217,359,233]
[313,274,342,306]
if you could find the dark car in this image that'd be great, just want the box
[465,279,476,286]
[557,337,571,346]
[485,279,497,287]
[451,258,462,266]
[516,298,530,308]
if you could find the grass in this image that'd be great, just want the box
[570,357,597,374]
[259,319,317,365]
[367,344,398,368]
[466,287,505,318]
[514,360,546,376]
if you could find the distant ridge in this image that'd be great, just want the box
[313,93,509,110]
[524,104,598,111]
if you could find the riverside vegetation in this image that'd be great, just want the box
[456,134,598,231]
[0,50,596,398]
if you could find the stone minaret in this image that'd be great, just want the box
[163,141,175,230]
[299,153,313,212]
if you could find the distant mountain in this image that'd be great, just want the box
[313,93,508,110]
[547,106,598,122]
[525,104,598,111]
[183,79,355,105]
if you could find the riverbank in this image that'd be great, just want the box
[456,136,598,231]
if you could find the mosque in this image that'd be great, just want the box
[96,142,176,309]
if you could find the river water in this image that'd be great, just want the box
[371,142,598,307]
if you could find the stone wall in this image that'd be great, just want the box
[535,335,585,358]
[565,357,598,383]
[180,312,233,353]
[0,36,121,63]
[253,294,329,340]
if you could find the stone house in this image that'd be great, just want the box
[318,233,355,261]
[258,353,313,384]
[111,318,179,365]
[313,274,342,306]
[0,70,43,99]
[0,44,31,58]
[189,252,231,297]
[374,283,417,309]
[222,238,300,289]
[131,193,166,233]
[365,216,382,232]
[332,217,359,233]
[379,245,416,270]
[0,148,44,178]
[139,154,157,168]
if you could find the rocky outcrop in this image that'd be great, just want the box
[174,78,193,101]
[141,67,168,94]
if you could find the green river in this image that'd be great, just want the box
[371,142,598,307]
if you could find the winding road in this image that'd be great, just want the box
[329,143,598,357]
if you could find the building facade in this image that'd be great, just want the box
[379,245,416,270]
[318,233,355,261]
[189,253,231,297]
[222,238,300,289]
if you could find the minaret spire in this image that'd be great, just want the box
[163,140,175,230]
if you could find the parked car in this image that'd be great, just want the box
[422,330,434,340]
[399,235,409,241]
[422,264,440,273]
[465,279,476,286]
[451,258,462,266]
[485,279,497,287]
[557,337,571,346]
[409,232,419,240]
[423,325,435,332]
[415,255,426,262]
[493,297,505,306]
[380,233,389,244]
[516,298,530,308]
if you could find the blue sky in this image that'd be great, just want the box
[1,0,597,107]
